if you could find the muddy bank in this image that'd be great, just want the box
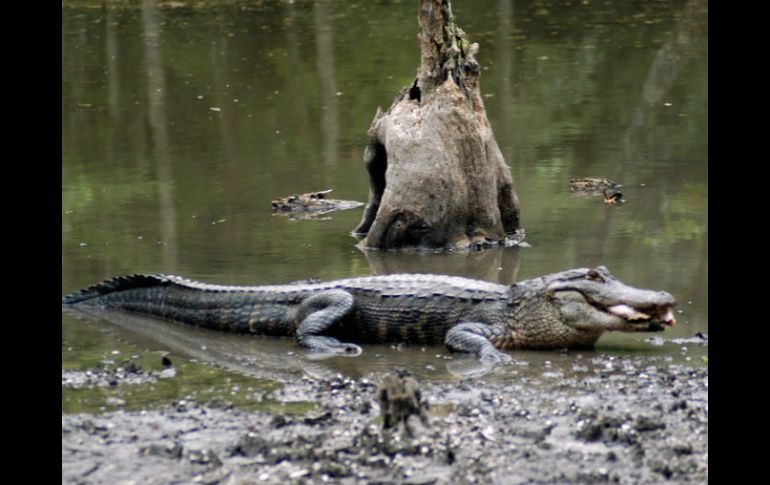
[62,354,707,484]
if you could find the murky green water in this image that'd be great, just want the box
[62,0,707,412]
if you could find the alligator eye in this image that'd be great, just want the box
[586,270,604,282]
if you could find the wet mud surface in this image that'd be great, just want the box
[62,359,177,390]
[62,352,707,484]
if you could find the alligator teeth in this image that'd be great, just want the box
[608,304,650,321]
[661,308,676,327]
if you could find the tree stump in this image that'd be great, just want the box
[353,0,520,250]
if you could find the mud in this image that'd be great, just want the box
[62,354,707,484]
[62,359,176,390]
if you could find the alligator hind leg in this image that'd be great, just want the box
[295,290,362,355]
[445,323,512,363]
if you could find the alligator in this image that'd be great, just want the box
[62,266,676,363]
[569,178,622,194]
[271,189,364,219]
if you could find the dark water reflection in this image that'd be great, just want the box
[65,306,705,389]
[62,0,707,392]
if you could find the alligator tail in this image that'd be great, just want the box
[62,274,297,336]
[62,274,170,305]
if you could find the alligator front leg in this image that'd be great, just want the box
[295,290,362,355]
[445,322,513,363]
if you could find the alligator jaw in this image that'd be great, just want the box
[551,288,677,333]
[607,304,677,327]
[544,267,678,333]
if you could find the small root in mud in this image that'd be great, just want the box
[377,371,430,437]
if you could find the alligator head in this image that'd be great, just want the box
[545,266,676,333]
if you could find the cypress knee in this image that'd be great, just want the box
[353,0,520,250]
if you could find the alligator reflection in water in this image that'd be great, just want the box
[64,304,704,389]
[63,306,501,381]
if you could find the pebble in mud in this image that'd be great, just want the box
[63,357,708,484]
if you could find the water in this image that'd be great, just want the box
[62,0,708,411]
